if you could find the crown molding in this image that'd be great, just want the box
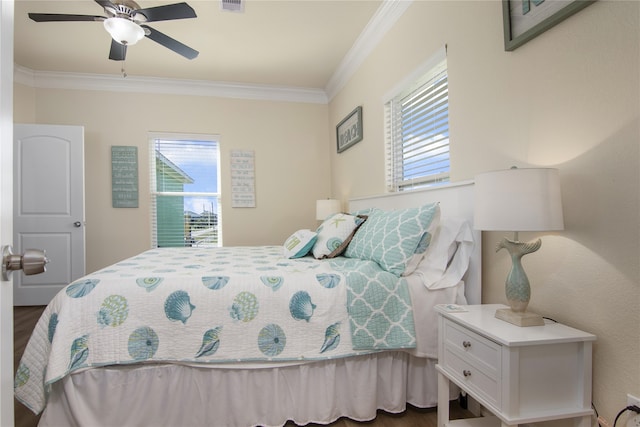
[324,0,412,102]
[13,65,329,104]
[13,0,410,105]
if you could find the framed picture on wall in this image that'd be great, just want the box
[336,106,363,153]
[502,0,595,51]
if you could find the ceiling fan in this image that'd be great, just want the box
[28,0,199,61]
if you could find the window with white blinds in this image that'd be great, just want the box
[385,50,449,192]
[149,133,221,248]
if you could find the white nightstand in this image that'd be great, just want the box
[436,304,596,427]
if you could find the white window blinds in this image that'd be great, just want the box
[149,134,221,248]
[385,50,449,192]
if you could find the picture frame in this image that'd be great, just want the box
[502,0,595,51]
[336,106,363,153]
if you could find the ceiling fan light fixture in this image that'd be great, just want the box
[103,17,144,45]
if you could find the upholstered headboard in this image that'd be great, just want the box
[348,180,481,305]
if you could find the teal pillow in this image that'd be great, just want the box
[401,206,441,276]
[344,203,440,276]
[283,229,318,259]
[350,207,381,217]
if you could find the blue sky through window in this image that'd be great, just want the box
[155,139,219,215]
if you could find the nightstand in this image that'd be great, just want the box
[436,304,596,427]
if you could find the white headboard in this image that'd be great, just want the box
[348,180,481,305]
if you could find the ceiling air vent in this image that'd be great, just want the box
[221,0,244,13]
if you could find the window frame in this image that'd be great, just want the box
[148,132,222,248]
[384,47,450,192]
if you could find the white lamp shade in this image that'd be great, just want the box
[474,168,564,232]
[316,199,341,220]
[104,17,145,46]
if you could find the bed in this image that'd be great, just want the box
[15,181,480,427]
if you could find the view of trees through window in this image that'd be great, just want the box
[150,135,221,247]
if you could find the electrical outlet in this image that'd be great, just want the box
[627,394,640,427]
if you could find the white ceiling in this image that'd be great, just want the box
[14,0,386,94]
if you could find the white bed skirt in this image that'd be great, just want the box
[40,352,457,427]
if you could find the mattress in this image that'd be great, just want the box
[16,246,463,415]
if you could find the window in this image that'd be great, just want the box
[149,133,221,247]
[385,48,449,191]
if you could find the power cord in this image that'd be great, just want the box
[593,402,603,427]
[613,404,640,427]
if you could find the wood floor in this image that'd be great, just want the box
[13,305,473,427]
[14,305,45,427]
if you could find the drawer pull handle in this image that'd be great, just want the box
[462,341,471,349]
[463,370,472,378]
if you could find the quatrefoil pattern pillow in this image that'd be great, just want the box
[344,203,440,276]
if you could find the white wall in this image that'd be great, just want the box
[14,87,331,273]
[329,0,639,424]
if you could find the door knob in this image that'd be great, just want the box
[2,245,50,281]
[74,221,82,227]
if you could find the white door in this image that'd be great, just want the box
[0,1,15,425]
[13,124,85,306]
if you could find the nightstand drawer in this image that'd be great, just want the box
[443,346,500,408]
[443,319,501,376]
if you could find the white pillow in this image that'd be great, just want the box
[312,213,365,259]
[283,229,318,259]
[414,218,474,289]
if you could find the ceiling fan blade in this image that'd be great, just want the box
[29,13,104,22]
[141,25,198,60]
[135,3,196,22]
[109,39,127,61]
[94,0,117,9]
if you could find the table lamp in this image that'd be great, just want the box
[316,199,341,221]
[474,167,564,326]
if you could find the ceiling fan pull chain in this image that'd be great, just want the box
[121,60,127,78]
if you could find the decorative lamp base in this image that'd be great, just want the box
[495,308,544,327]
